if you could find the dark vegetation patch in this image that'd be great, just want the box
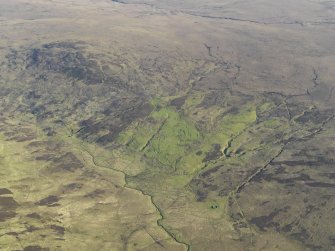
[15,135,36,142]
[200,90,252,109]
[200,91,227,108]
[321,172,335,179]
[203,144,222,162]
[303,204,319,217]
[220,107,239,117]
[0,211,17,222]
[191,165,242,198]
[111,0,127,3]
[4,42,156,147]
[50,225,65,235]
[289,227,311,244]
[281,222,294,233]
[259,172,313,184]
[52,152,84,172]
[25,225,41,233]
[287,102,311,118]
[295,109,333,124]
[26,212,41,219]
[272,158,334,167]
[36,195,59,207]
[23,246,49,251]
[170,96,187,109]
[195,190,208,202]
[4,128,36,142]
[0,196,18,209]
[259,105,289,121]
[96,130,124,145]
[0,188,12,195]
[250,213,280,231]
[305,182,335,188]
[84,189,106,198]
[116,102,152,124]
[64,183,83,191]
[27,141,61,151]
[26,90,41,100]
[238,133,335,250]
[200,165,221,178]
[190,179,219,201]
[263,92,284,105]
[22,43,124,87]
[78,102,152,145]
[0,196,18,222]
[6,231,19,236]
[35,154,55,161]
[43,127,55,136]
[42,41,81,50]
[30,104,48,120]
[250,207,289,231]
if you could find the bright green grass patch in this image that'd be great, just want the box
[221,106,257,136]
[144,107,200,168]
[164,174,192,188]
[116,124,136,145]
[262,118,283,128]
[258,102,274,114]
[175,104,258,174]
[116,99,258,175]
[177,152,205,174]
[116,106,201,169]
[183,91,204,110]
[117,121,162,151]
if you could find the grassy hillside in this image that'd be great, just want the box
[0,0,335,250]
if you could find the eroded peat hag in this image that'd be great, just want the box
[0,0,335,250]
